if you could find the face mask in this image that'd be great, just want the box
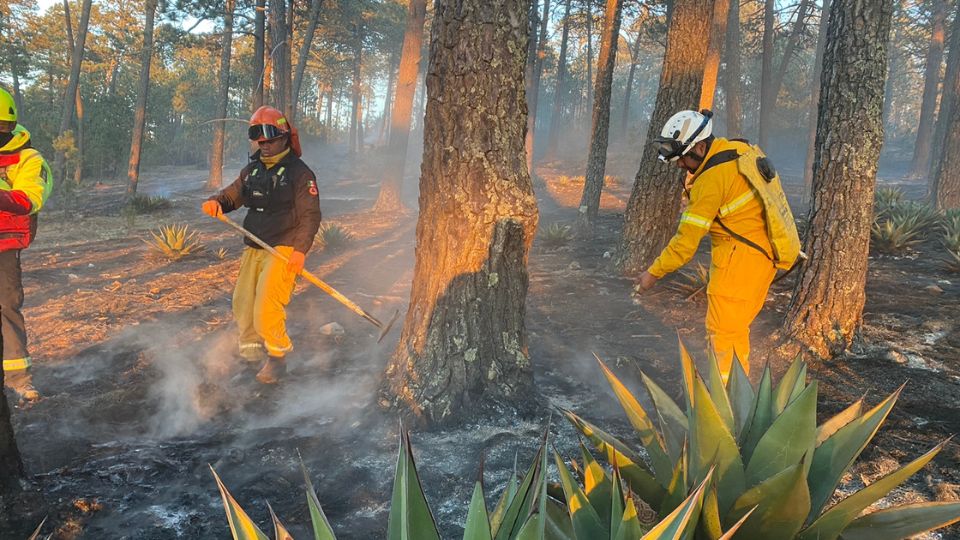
[0,132,13,147]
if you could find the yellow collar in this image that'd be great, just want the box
[259,148,290,169]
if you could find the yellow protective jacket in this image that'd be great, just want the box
[0,125,53,250]
[647,138,774,294]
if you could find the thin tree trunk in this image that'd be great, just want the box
[53,0,92,181]
[804,0,830,191]
[73,87,83,185]
[207,0,236,191]
[784,0,893,358]
[699,0,729,109]
[758,0,775,147]
[620,33,643,139]
[379,50,399,144]
[126,0,158,197]
[10,59,23,114]
[253,0,266,108]
[770,0,814,106]
[545,0,573,159]
[930,0,960,183]
[527,0,551,169]
[349,20,363,155]
[292,0,323,122]
[324,86,334,143]
[373,0,427,211]
[269,0,291,117]
[723,0,742,136]
[882,44,900,131]
[524,0,540,173]
[585,0,594,116]
[909,0,947,178]
[617,0,714,275]
[380,0,539,425]
[577,0,624,231]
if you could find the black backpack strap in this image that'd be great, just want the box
[699,149,740,175]
[715,216,774,263]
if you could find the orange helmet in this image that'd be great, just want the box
[248,105,302,156]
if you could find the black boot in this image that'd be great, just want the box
[256,356,286,384]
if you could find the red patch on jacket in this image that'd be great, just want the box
[0,154,20,167]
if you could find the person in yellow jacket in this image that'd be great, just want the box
[202,106,321,384]
[0,87,53,402]
[635,110,777,381]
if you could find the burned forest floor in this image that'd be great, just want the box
[1,147,959,539]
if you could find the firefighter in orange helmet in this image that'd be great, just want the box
[202,106,321,384]
[1,87,52,403]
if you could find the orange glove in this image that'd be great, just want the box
[202,200,223,218]
[286,251,306,277]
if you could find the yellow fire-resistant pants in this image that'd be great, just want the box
[233,245,298,358]
[706,238,777,381]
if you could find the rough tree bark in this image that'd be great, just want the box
[545,0,573,159]
[380,0,539,425]
[617,0,714,275]
[525,0,550,175]
[292,0,323,122]
[53,0,91,181]
[723,0,742,136]
[373,0,427,211]
[909,0,947,178]
[207,0,236,191]
[758,0,775,147]
[804,0,831,191]
[784,0,893,358]
[930,0,960,183]
[126,0,158,197]
[577,0,624,231]
[699,0,729,109]
[253,0,266,108]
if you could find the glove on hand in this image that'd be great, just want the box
[286,251,306,277]
[202,200,223,218]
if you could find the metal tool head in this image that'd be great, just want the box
[377,310,401,343]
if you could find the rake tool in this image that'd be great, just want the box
[213,214,399,343]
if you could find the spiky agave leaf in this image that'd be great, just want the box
[462,477,493,540]
[640,469,713,540]
[744,382,818,486]
[554,451,608,539]
[726,460,811,538]
[494,441,545,540]
[688,375,745,516]
[838,502,960,540]
[27,517,47,540]
[267,502,294,540]
[209,466,270,540]
[299,455,337,540]
[386,430,440,540]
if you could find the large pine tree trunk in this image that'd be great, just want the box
[207,0,236,191]
[577,0,624,231]
[253,0,266,109]
[784,0,893,358]
[616,0,714,275]
[53,0,91,182]
[804,0,831,191]
[699,0,729,109]
[758,0,775,147]
[930,0,960,183]
[545,0,573,160]
[380,0,539,425]
[126,0,158,197]
[723,0,742,136]
[373,0,427,212]
[909,0,947,178]
[933,100,960,209]
[292,0,323,122]
[0,334,24,495]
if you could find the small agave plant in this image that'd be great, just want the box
[145,223,204,260]
[563,341,960,539]
[212,428,747,539]
[315,223,353,252]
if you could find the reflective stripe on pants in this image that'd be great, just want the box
[233,246,298,358]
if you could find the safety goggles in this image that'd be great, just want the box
[248,124,287,142]
[654,113,712,162]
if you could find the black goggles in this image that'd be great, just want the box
[654,112,712,162]
[248,124,287,141]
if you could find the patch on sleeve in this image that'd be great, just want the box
[307,179,318,196]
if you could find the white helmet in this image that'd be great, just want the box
[653,109,713,162]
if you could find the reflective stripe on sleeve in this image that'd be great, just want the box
[679,212,712,229]
[3,357,32,371]
[718,191,755,217]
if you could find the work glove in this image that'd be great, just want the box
[286,250,306,277]
[202,200,223,218]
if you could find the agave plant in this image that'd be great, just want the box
[666,263,709,301]
[212,428,740,540]
[540,223,575,249]
[873,187,904,218]
[314,223,352,252]
[564,342,960,540]
[871,218,923,254]
[942,210,960,251]
[888,201,940,232]
[144,223,204,260]
[944,247,960,273]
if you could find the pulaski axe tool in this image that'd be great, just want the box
[213,214,399,343]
